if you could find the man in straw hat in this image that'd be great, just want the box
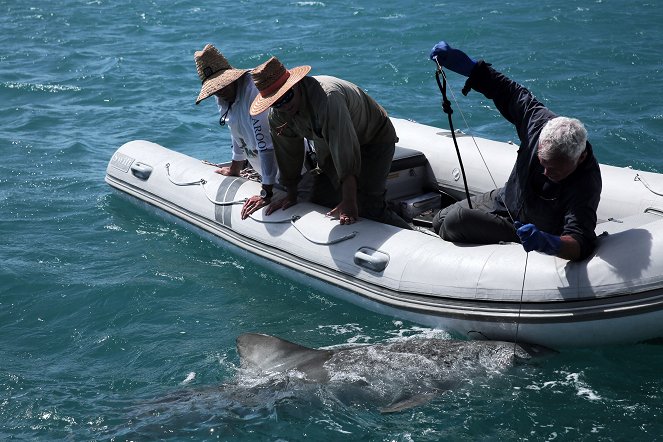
[194,44,279,220]
[249,56,411,230]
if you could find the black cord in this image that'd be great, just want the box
[435,68,473,209]
[219,101,233,126]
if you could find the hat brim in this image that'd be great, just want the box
[195,69,249,105]
[249,65,311,115]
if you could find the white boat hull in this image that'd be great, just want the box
[105,118,663,347]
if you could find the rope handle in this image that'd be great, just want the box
[166,163,357,245]
[165,163,246,206]
[635,173,663,197]
[249,214,358,245]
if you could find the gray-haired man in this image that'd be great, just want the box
[430,41,602,261]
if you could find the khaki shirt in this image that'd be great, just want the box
[269,75,397,189]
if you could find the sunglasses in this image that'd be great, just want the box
[272,89,295,109]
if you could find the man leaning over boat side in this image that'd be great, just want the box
[429,41,602,261]
[248,56,411,230]
[194,44,279,220]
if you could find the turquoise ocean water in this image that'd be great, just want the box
[2,1,663,440]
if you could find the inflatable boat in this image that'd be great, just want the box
[105,118,663,347]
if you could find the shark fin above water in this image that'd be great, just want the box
[236,333,335,382]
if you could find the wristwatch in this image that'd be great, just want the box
[259,188,273,199]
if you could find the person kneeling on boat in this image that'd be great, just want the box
[194,44,279,220]
[248,56,411,230]
[429,41,602,261]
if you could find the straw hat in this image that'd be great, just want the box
[249,56,311,115]
[194,44,249,105]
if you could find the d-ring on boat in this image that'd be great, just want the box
[105,117,663,347]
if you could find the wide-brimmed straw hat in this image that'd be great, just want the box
[249,56,311,115]
[194,44,249,105]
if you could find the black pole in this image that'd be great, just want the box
[435,68,472,209]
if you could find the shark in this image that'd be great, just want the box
[118,332,553,438]
[236,332,553,413]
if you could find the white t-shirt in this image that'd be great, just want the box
[216,74,277,185]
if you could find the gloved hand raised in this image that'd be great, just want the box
[514,222,561,256]
[429,41,477,77]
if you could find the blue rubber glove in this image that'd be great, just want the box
[514,222,561,256]
[429,41,477,77]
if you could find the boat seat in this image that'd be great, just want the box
[390,146,428,172]
[386,146,429,200]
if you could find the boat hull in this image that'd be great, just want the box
[105,118,663,347]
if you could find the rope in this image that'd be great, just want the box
[166,163,356,245]
[248,214,358,245]
[166,162,359,246]
[201,182,247,206]
[432,61,527,354]
[440,70,503,193]
[635,173,663,197]
[513,252,529,355]
[165,163,206,186]
[165,163,247,206]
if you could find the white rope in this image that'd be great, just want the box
[165,163,206,186]
[248,214,358,246]
[442,71,501,188]
[166,163,356,245]
[165,163,246,206]
[513,252,529,354]
[437,67,528,353]
[289,217,358,245]
[635,173,663,197]
[201,182,247,206]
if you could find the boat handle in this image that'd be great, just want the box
[131,162,153,180]
[354,247,389,272]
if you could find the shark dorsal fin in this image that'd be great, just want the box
[236,333,334,382]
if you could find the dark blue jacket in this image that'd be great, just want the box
[463,61,602,259]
